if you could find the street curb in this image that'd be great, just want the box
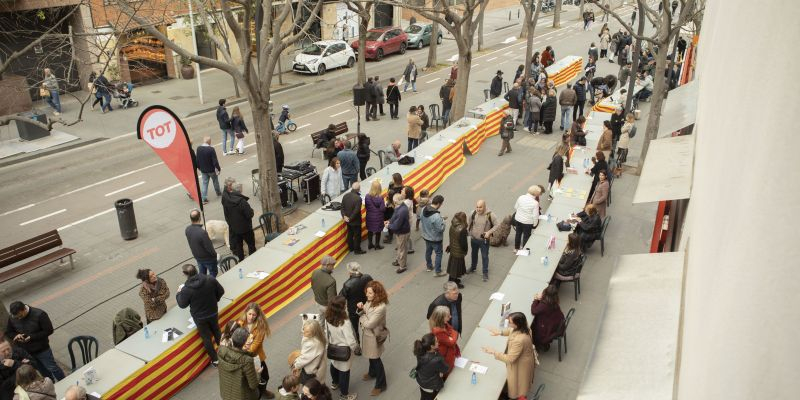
[183,82,306,118]
[0,138,105,169]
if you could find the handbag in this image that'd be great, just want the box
[39,87,50,97]
[325,322,352,362]
[375,325,390,346]
[398,155,415,165]
[557,221,573,232]
[409,366,418,379]
[235,131,245,139]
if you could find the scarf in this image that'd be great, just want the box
[142,278,160,295]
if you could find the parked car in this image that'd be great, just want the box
[405,23,443,49]
[350,27,408,61]
[293,40,356,75]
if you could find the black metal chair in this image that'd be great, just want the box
[320,194,332,206]
[68,335,99,370]
[600,216,611,257]
[503,81,510,93]
[531,383,546,400]
[429,104,445,131]
[366,167,377,177]
[554,308,576,362]
[218,255,238,274]
[483,89,490,102]
[377,149,387,169]
[259,212,280,244]
[555,254,587,301]
[251,168,260,197]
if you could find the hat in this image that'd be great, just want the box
[496,70,503,75]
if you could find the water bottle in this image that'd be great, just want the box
[321,217,326,228]
[583,158,590,168]
[543,256,549,266]
[144,326,150,339]
[547,213,552,222]
[471,371,477,385]
[238,268,243,279]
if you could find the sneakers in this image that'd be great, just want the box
[434,272,447,278]
[482,274,489,282]
[466,268,476,274]
[331,383,340,390]
[396,267,407,274]
[340,394,358,400]
[211,360,219,368]
[426,267,433,272]
[392,261,399,267]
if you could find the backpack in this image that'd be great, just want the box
[629,125,637,138]
[468,210,494,233]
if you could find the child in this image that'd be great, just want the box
[276,374,300,400]
[416,189,430,231]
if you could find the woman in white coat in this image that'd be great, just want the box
[325,296,358,400]
[293,319,327,385]
[321,157,345,199]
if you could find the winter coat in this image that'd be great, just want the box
[597,128,613,152]
[403,63,418,82]
[359,302,388,359]
[526,94,542,114]
[294,336,327,381]
[618,121,633,149]
[415,352,449,392]
[432,323,460,375]
[340,273,373,317]
[216,106,231,130]
[138,278,169,323]
[419,112,430,132]
[426,293,463,333]
[238,319,268,361]
[12,378,55,400]
[530,300,565,347]
[364,81,376,102]
[217,346,259,400]
[541,50,554,67]
[407,113,423,139]
[555,248,582,277]
[559,88,577,107]
[569,124,587,147]
[388,203,410,234]
[325,320,358,372]
[221,190,255,234]
[447,221,468,258]
[493,330,535,399]
[274,139,284,172]
[541,96,557,122]
[231,116,248,134]
[4,307,54,355]
[574,81,588,102]
[374,82,385,104]
[420,205,446,242]
[588,46,598,61]
[320,166,344,197]
[386,84,401,103]
[310,269,336,307]
[364,194,386,233]
[176,273,224,321]
[505,88,522,109]
[591,180,609,219]
[341,189,363,226]
[113,307,143,345]
[337,149,359,177]
[599,32,611,50]
[357,137,371,162]
[196,143,221,174]
[490,76,503,97]
[548,154,564,185]
[513,194,540,225]
[576,211,602,242]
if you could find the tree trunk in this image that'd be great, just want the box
[624,4,645,113]
[637,38,669,171]
[450,46,472,121]
[357,16,368,85]
[580,0,585,17]
[477,12,484,51]
[524,0,543,78]
[252,100,283,223]
[427,20,439,68]
[553,0,561,28]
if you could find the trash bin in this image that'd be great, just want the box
[16,112,50,141]
[115,198,138,240]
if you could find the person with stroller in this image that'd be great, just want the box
[94,73,113,113]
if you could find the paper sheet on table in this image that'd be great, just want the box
[516,249,530,256]
[424,155,433,161]
[469,363,489,374]
[90,393,101,398]
[315,231,326,238]
[448,139,456,143]
[246,271,269,280]
[454,357,469,368]
[489,292,505,301]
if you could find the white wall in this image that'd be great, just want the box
[678,0,800,399]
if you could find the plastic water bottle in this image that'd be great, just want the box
[547,213,552,222]
[543,256,549,267]
[471,372,477,385]
[321,217,326,228]
[583,158,590,168]
[238,268,243,279]
[144,326,150,339]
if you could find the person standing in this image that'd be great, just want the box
[382,173,405,244]
[440,79,454,124]
[341,182,365,254]
[541,46,555,67]
[490,70,503,99]
[337,141,360,191]
[588,43,599,64]
[547,145,567,200]
[365,77,377,121]
[135,269,170,323]
[597,120,613,161]
[446,212,468,288]
[176,264,225,365]
[339,262,372,355]
[374,76,386,116]
[525,88,542,133]
[428,306,460,378]
[357,281,389,396]
[587,151,609,202]
[40,68,61,115]
[238,303,274,399]
[386,78,401,119]
[185,209,218,277]
[426,281,463,334]
[364,181,386,250]
[4,303,64,381]
[573,77,588,120]
[217,99,233,155]
[610,106,626,145]
[273,132,284,173]
[671,0,679,14]
[412,333,449,400]
[386,194,411,274]
[324,296,358,400]
[467,200,499,282]
[541,89,557,134]
[217,328,260,400]
[513,186,541,251]
[630,6,637,26]
[320,157,344,200]
[498,110,514,156]
[356,133,371,180]
[504,83,522,125]
[483,313,536,400]
[617,113,635,165]
[196,136,222,204]
[590,170,610,220]
[402,59,418,92]
[293,321,326,385]
[402,186,417,255]
[221,180,257,262]
[93,73,113,113]
[230,107,249,155]
[420,195,446,276]
[417,105,430,141]
[406,106,423,151]
[311,255,338,316]
[559,84,577,132]
[599,30,611,59]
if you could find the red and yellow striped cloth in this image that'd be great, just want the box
[549,57,583,87]
[103,129,469,399]
[466,106,508,154]
[592,101,617,113]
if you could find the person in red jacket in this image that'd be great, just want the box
[530,284,565,351]
[541,46,555,67]
[428,305,460,379]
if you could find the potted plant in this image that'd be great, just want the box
[179,55,194,79]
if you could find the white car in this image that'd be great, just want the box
[293,40,356,75]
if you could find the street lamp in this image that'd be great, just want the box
[187,0,204,104]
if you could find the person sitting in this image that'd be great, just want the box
[383,140,402,166]
[530,285,565,351]
[635,71,654,101]
[318,124,337,149]
[552,233,583,284]
[572,204,602,250]
[12,364,55,400]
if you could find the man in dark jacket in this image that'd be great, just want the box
[364,77,377,121]
[216,99,233,155]
[490,70,503,98]
[4,303,63,382]
[440,79,454,125]
[387,193,411,273]
[386,78,402,119]
[558,83,577,131]
[504,83,522,124]
[420,195,446,275]
[185,209,218,276]
[196,136,222,204]
[222,180,256,261]
[374,76,386,116]
[177,264,225,364]
[341,181,365,254]
[0,336,35,400]
[339,262,372,351]
[273,132,284,173]
[94,73,113,113]
[574,77,588,120]
[426,281,463,333]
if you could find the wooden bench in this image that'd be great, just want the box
[310,122,349,158]
[0,230,76,283]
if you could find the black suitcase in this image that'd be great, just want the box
[300,173,320,204]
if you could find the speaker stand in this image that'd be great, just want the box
[356,105,362,135]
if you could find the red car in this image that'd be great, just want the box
[350,27,408,61]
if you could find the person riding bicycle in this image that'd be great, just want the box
[276,105,291,132]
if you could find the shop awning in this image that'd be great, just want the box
[658,80,698,138]
[576,252,685,400]
[632,134,694,203]
[108,14,176,32]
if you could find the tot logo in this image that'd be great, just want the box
[142,110,177,149]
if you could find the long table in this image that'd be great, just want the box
[54,349,145,399]
[546,55,583,87]
[592,80,644,113]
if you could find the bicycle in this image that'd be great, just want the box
[276,118,297,134]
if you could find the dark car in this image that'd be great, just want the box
[350,27,408,61]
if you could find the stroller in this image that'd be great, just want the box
[113,82,139,109]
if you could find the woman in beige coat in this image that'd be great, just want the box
[325,296,358,400]
[597,120,613,161]
[591,169,610,219]
[482,312,536,400]
[357,280,389,396]
[293,319,327,385]
[406,106,423,151]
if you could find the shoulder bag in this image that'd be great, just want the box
[325,322,352,362]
